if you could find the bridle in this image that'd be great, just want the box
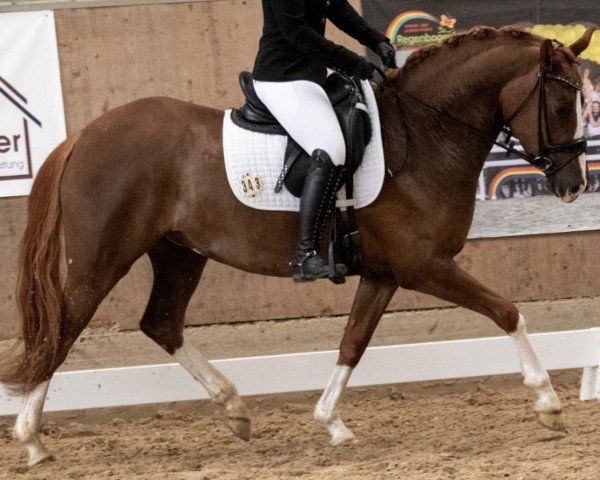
[374,44,587,178]
[503,64,586,176]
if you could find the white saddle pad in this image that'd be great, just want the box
[223,80,385,211]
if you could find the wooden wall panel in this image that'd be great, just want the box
[1,1,599,340]
[54,0,365,131]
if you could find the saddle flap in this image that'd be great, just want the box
[326,73,372,175]
[324,73,355,105]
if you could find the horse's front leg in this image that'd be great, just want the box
[405,258,564,431]
[315,277,398,444]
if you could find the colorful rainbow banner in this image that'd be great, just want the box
[487,167,543,199]
[487,163,600,198]
[385,10,440,40]
[385,10,457,46]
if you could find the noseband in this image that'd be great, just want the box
[374,45,587,178]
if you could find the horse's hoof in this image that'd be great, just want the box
[330,425,356,446]
[535,409,566,432]
[225,416,251,441]
[27,448,55,467]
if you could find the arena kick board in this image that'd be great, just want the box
[0,329,598,415]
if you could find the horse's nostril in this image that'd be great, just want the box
[564,184,584,199]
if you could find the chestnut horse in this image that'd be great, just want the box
[1,26,594,466]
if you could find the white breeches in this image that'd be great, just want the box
[253,79,346,166]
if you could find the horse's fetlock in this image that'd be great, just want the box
[524,371,550,390]
[212,383,239,406]
[314,404,334,424]
[13,420,34,443]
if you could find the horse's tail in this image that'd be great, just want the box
[0,134,80,395]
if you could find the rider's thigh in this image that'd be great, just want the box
[254,80,346,165]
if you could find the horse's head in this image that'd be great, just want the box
[500,28,595,203]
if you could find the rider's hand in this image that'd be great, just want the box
[353,57,377,80]
[375,41,397,68]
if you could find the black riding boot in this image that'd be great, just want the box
[292,149,347,283]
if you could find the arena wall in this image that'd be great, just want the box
[1,1,599,340]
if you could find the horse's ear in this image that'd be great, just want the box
[540,39,557,71]
[569,27,596,57]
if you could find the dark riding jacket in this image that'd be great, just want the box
[252,0,387,86]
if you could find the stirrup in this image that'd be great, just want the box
[291,250,323,283]
[291,250,347,283]
[290,250,325,282]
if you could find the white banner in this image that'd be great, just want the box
[0,11,66,198]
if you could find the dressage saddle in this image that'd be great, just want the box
[231,71,372,197]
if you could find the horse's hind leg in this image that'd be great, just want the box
[315,277,398,444]
[405,258,564,431]
[15,256,135,466]
[14,380,52,466]
[140,239,251,440]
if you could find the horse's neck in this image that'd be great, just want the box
[379,44,537,183]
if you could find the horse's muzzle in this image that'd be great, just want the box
[559,183,586,203]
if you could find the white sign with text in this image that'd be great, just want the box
[0,10,66,197]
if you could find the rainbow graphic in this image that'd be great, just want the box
[385,10,442,41]
[487,167,544,199]
[487,163,600,199]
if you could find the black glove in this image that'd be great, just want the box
[375,41,397,68]
[353,57,376,80]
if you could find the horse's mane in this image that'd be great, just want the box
[388,26,544,81]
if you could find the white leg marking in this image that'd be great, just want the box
[173,341,250,440]
[510,314,565,430]
[315,365,356,445]
[576,91,587,190]
[561,92,587,202]
[14,380,54,467]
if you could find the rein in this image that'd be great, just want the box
[373,59,587,178]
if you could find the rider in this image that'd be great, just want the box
[252,0,396,282]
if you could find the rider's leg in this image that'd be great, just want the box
[294,149,346,281]
[254,80,347,281]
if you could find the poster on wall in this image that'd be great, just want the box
[0,10,66,198]
[362,1,600,203]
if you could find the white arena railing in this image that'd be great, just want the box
[1,328,598,415]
